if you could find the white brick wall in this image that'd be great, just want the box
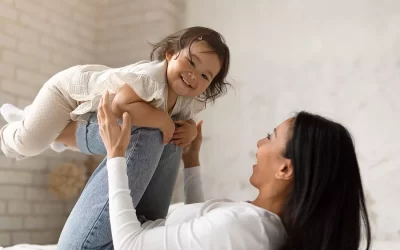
[7,201,32,215]
[0,0,98,246]
[0,233,11,246]
[0,0,182,247]
[31,231,61,245]
[95,0,183,67]
[11,232,30,244]
[0,186,24,200]
[0,217,23,230]
[24,217,46,230]
[0,201,6,214]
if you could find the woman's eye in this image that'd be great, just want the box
[201,74,209,80]
[267,133,271,140]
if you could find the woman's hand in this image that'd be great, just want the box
[182,120,203,168]
[160,117,176,144]
[98,91,132,159]
[171,119,197,148]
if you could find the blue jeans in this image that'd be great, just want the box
[57,113,182,250]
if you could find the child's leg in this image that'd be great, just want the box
[74,113,182,219]
[135,143,182,220]
[0,104,76,153]
[58,113,182,249]
[0,74,77,158]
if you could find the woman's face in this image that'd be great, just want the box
[249,119,294,190]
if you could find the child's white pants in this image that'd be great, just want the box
[0,69,79,159]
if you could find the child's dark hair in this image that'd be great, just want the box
[150,26,231,103]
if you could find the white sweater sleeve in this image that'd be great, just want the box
[107,158,258,250]
[183,166,205,204]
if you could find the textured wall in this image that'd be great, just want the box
[184,0,400,242]
[0,0,182,246]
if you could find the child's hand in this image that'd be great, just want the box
[161,117,175,144]
[171,119,197,148]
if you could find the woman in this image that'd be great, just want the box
[95,92,372,250]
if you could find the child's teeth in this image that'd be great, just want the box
[183,78,190,85]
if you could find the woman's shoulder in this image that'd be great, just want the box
[201,199,278,223]
[199,200,286,248]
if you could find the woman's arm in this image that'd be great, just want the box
[182,121,205,204]
[107,157,237,250]
[183,167,205,204]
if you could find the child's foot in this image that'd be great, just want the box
[50,142,68,153]
[0,129,6,157]
[23,105,32,114]
[0,104,25,122]
[50,142,80,153]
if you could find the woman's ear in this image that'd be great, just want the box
[276,160,294,181]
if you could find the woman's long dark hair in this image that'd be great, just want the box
[281,111,371,250]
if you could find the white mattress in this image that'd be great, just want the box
[0,203,187,250]
[2,241,400,250]
[1,203,398,249]
[1,245,56,250]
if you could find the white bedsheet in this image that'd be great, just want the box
[1,245,56,250]
[1,203,398,250]
[2,241,400,250]
[0,203,186,250]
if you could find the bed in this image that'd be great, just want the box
[1,203,185,250]
[2,203,399,250]
[4,241,400,249]
[2,245,56,250]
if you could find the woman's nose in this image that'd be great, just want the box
[257,138,267,148]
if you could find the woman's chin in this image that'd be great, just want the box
[249,174,257,188]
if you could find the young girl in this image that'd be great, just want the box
[0,26,230,159]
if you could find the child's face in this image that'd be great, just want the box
[166,41,221,97]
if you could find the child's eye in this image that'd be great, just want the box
[267,133,271,140]
[188,59,195,67]
[201,74,209,80]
